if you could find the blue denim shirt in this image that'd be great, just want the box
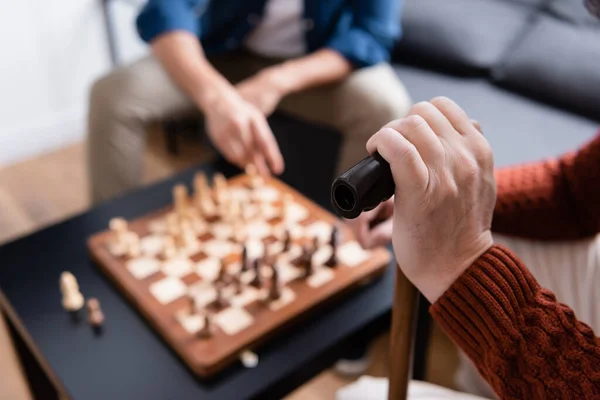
[136,0,403,68]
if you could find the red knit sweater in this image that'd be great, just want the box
[430,133,600,399]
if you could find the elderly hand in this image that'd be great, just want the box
[236,69,288,117]
[203,86,284,176]
[367,97,496,303]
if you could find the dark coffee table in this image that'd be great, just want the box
[0,160,395,400]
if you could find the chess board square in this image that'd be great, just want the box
[229,187,251,203]
[267,287,296,311]
[163,257,194,277]
[196,257,221,282]
[107,241,127,257]
[150,277,187,305]
[188,282,217,308]
[338,241,369,267]
[211,222,233,240]
[192,219,209,235]
[305,221,332,244]
[214,307,254,335]
[312,245,333,267]
[272,223,305,241]
[203,240,235,258]
[245,220,272,240]
[183,240,202,257]
[307,267,335,288]
[253,186,280,203]
[126,257,161,280]
[230,287,260,308]
[260,203,280,220]
[285,202,309,224]
[140,234,165,257]
[181,272,202,286]
[177,311,205,335]
[278,262,302,285]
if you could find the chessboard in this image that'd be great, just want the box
[87,167,392,378]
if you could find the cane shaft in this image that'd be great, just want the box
[388,264,419,400]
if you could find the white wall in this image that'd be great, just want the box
[0,0,148,167]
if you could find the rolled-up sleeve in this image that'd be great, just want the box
[136,0,202,43]
[326,0,402,68]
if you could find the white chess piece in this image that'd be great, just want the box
[60,271,84,311]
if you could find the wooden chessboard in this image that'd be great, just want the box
[87,172,391,378]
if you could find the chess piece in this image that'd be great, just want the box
[108,217,129,255]
[299,245,314,278]
[86,298,105,328]
[197,313,214,339]
[312,236,319,251]
[245,164,264,188]
[216,261,228,284]
[194,172,216,217]
[249,258,262,288]
[188,293,198,316]
[325,226,340,267]
[267,265,281,301]
[166,212,180,237]
[126,233,141,258]
[231,274,243,295]
[214,287,230,308]
[213,173,229,206]
[282,194,293,221]
[60,271,84,312]
[282,229,291,252]
[228,196,241,222]
[162,236,177,259]
[241,245,249,272]
[173,184,189,216]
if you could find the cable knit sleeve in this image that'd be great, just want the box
[492,132,600,240]
[431,245,600,399]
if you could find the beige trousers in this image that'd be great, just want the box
[87,52,412,204]
[456,233,600,399]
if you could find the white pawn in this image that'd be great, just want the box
[60,271,84,312]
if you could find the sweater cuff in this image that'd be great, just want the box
[430,245,541,364]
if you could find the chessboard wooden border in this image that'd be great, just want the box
[87,174,391,378]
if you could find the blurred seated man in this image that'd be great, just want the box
[87,0,411,204]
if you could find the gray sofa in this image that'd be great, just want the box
[394,0,600,168]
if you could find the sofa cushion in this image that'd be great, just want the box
[492,14,600,117]
[396,0,539,72]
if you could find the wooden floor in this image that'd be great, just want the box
[0,130,459,399]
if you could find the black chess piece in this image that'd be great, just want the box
[241,245,248,272]
[214,287,230,309]
[249,258,262,288]
[325,226,340,268]
[300,244,314,278]
[282,229,291,252]
[197,314,213,339]
[267,265,281,301]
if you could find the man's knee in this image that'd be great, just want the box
[342,64,412,132]
[89,67,147,121]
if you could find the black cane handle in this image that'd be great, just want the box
[331,152,395,219]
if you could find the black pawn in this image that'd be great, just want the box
[301,245,314,277]
[241,245,248,272]
[267,265,281,301]
[325,226,340,268]
[282,230,291,252]
[249,258,262,288]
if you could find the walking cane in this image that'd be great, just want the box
[332,153,418,400]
